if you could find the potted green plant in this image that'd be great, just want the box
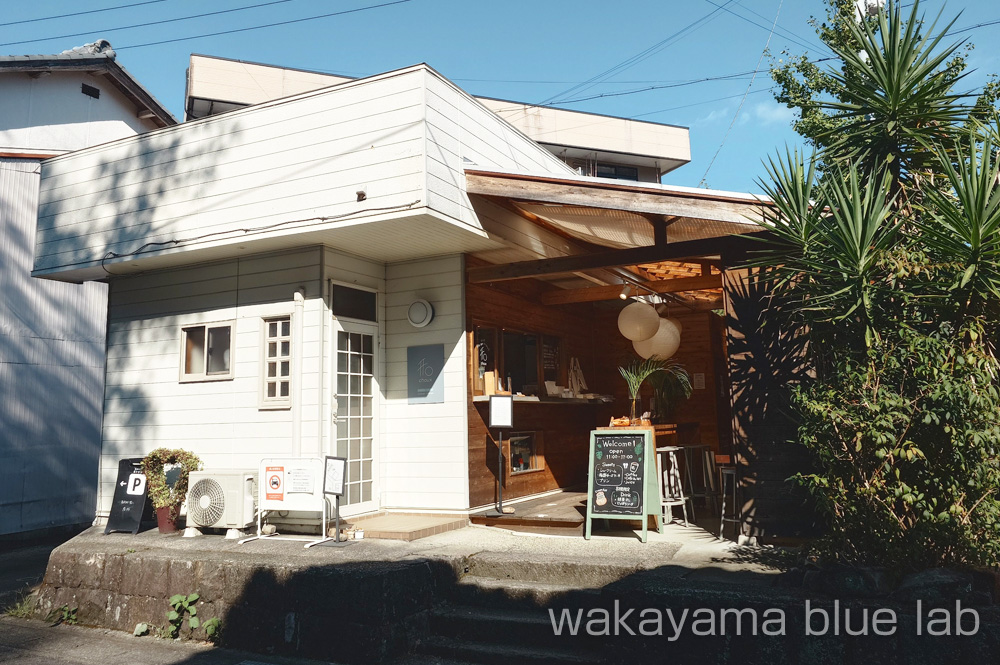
[141,448,202,533]
[620,356,691,424]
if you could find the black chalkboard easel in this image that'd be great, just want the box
[104,458,153,535]
[585,429,660,543]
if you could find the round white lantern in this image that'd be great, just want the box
[665,316,682,335]
[617,301,660,341]
[633,317,681,359]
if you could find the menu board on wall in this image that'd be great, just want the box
[542,336,560,382]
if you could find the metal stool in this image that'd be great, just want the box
[717,455,740,540]
[657,446,693,527]
[679,444,720,516]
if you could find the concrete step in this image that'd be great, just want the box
[465,552,639,587]
[415,635,603,665]
[448,576,603,612]
[429,604,604,651]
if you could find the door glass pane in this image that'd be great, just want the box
[336,328,376,506]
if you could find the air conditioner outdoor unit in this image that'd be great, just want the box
[187,470,257,529]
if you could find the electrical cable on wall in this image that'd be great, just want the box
[98,199,421,276]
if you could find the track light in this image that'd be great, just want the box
[619,285,631,300]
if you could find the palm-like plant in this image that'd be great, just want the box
[814,0,971,192]
[619,356,690,423]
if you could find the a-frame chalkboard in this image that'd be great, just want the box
[585,429,661,543]
[105,458,154,535]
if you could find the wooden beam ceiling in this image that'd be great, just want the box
[540,274,722,305]
[465,231,773,283]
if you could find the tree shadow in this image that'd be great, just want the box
[725,267,819,543]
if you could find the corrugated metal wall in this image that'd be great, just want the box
[0,158,107,535]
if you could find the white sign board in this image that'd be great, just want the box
[489,394,513,429]
[323,456,347,496]
[258,458,324,511]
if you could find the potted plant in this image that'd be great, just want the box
[141,448,202,533]
[620,356,691,424]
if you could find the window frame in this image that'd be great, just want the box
[178,320,235,383]
[331,281,378,324]
[259,314,293,410]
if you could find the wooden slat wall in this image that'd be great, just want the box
[466,270,613,508]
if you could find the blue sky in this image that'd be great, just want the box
[4,0,999,193]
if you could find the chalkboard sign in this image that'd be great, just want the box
[590,433,646,516]
[105,458,153,535]
[585,429,660,543]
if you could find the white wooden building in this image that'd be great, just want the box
[34,59,770,523]
[0,41,175,536]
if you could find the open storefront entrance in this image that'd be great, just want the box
[459,170,779,534]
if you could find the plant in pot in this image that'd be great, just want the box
[141,448,202,533]
[649,362,692,423]
[619,356,665,424]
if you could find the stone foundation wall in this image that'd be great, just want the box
[34,547,456,663]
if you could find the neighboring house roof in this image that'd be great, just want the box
[0,40,176,128]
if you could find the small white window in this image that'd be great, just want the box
[180,321,234,382]
[261,316,292,408]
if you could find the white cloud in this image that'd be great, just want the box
[749,102,796,126]
[694,106,732,126]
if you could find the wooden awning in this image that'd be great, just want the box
[464,169,772,307]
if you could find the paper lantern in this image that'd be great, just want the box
[617,302,659,341]
[665,316,682,335]
[633,317,681,359]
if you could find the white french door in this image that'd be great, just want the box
[333,320,379,515]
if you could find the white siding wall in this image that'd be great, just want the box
[35,69,429,275]
[424,74,575,229]
[381,255,468,511]
[0,73,158,153]
[0,159,107,534]
[99,248,323,517]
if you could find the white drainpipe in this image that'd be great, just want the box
[292,288,305,457]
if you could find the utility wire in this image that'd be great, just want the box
[946,17,1000,36]
[117,0,413,50]
[701,0,833,56]
[0,0,168,29]
[537,0,739,107]
[699,0,784,187]
[549,71,759,106]
[0,0,294,49]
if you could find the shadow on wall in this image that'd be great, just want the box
[725,267,818,542]
[20,124,235,527]
[56,545,997,665]
[0,159,107,535]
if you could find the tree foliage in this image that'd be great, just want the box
[754,0,1000,569]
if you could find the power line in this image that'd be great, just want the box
[0,0,294,49]
[537,0,739,107]
[699,0,784,187]
[0,0,168,29]
[701,0,833,56]
[117,0,413,50]
[632,88,774,118]
[549,71,760,106]
[946,17,1000,36]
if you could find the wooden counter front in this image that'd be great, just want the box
[468,398,614,508]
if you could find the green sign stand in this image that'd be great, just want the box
[585,428,661,543]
